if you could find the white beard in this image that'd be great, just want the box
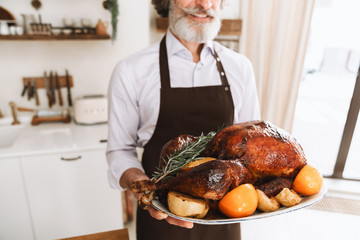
[169,2,221,43]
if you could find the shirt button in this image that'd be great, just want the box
[221,72,225,76]
[225,86,229,91]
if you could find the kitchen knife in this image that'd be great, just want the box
[65,69,72,107]
[32,78,40,106]
[38,14,43,34]
[27,80,32,100]
[44,71,52,108]
[28,79,34,100]
[49,71,56,105]
[55,72,63,106]
[21,79,30,97]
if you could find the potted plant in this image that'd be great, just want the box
[103,0,119,40]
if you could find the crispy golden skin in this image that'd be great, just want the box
[157,159,255,200]
[132,121,307,209]
[204,120,307,180]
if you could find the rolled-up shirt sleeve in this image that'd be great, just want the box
[106,61,145,190]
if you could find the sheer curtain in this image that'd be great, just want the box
[239,0,315,132]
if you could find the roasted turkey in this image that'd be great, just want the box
[132,120,307,210]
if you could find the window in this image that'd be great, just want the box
[292,0,360,180]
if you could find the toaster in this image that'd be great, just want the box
[74,95,108,125]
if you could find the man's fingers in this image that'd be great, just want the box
[147,206,168,220]
[138,203,194,229]
[147,206,193,228]
[165,216,194,229]
[133,192,143,201]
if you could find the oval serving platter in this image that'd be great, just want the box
[152,184,327,225]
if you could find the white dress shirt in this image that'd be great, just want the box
[107,31,260,190]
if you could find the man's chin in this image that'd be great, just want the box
[172,29,218,43]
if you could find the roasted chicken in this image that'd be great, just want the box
[204,121,307,180]
[132,120,307,211]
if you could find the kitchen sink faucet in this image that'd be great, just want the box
[9,101,20,125]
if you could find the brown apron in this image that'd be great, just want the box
[137,36,240,240]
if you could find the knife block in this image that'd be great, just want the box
[22,75,73,89]
[22,74,74,108]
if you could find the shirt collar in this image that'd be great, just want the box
[165,30,215,63]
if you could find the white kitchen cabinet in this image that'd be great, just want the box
[20,150,123,240]
[0,157,34,240]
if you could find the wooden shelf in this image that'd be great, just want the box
[0,34,111,41]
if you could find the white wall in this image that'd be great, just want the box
[0,0,150,116]
[221,0,241,18]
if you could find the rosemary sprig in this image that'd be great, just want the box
[152,131,216,183]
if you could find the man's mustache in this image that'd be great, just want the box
[181,6,218,18]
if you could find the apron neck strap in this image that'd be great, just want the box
[213,50,229,86]
[160,35,171,89]
[159,35,230,89]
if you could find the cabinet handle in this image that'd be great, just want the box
[61,155,82,161]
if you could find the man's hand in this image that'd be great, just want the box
[147,205,193,228]
[120,168,194,229]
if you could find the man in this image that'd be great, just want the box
[107,0,260,239]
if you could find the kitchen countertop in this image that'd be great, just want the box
[0,117,108,159]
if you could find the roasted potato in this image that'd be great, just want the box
[275,188,302,207]
[167,191,209,218]
[256,189,280,212]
